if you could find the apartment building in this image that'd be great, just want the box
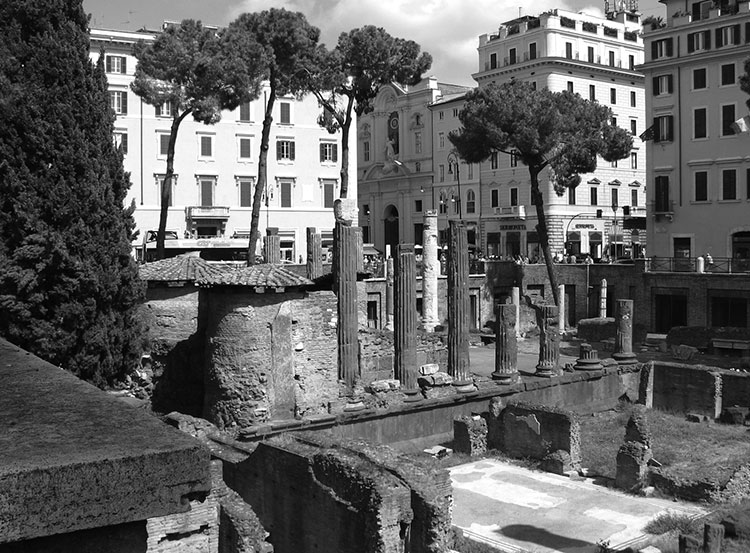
[472,4,647,259]
[640,0,750,261]
[90,26,355,262]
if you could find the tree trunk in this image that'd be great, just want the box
[338,95,355,199]
[248,86,276,265]
[529,165,560,306]
[155,111,189,260]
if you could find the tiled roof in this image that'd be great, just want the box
[196,263,314,289]
[138,253,209,282]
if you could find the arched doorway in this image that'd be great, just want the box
[384,205,399,256]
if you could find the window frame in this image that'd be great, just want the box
[693,107,708,140]
[198,134,214,160]
[722,168,738,201]
[276,139,296,161]
[694,170,709,202]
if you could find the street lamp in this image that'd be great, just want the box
[447,151,462,219]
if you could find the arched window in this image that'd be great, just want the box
[466,190,476,213]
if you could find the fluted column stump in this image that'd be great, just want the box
[512,286,521,337]
[599,278,608,318]
[535,305,560,377]
[492,303,519,383]
[306,227,322,280]
[574,343,603,371]
[613,299,638,365]
[354,226,364,274]
[422,210,440,332]
[265,228,281,264]
[394,244,421,402]
[334,222,360,403]
[385,257,394,331]
[448,220,475,393]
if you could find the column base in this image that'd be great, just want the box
[574,359,604,371]
[343,400,366,412]
[612,352,638,365]
[491,371,518,384]
[403,388,423,403]
[535,365,556,378]
[452,379,477,393]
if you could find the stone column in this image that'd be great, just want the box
[334,222,359,395]
[613,299,638,365]
[354,226,364,273]
[385,257,394,331]
[491,303,518,383]
[394,244,421,401]
[574,343,603,371]
[306,227,322,280]
[447,220,474,392]
[512,286,521,337]
[535,305,560,377]
[599,278,608,318]
[558,284,566,332]
[422,210,440,332]
[265,228,280,264]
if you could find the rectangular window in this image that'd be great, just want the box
[610,88,616,104]
[439,132,445,149]
[155,101,173,118]
[695,171,708,202]
[611,188,619,208]
[529,43,537,60]
[716,24,741,48]
[628,54,635,70]
[439,111,444,120]
[509,47,516,64]
[280,181,292,207]
[452,108,459,117]
[279,102,291,124]
[630,152,638,169]
[467,163,474,180]
[239,137,252,159]
[200,179,213,207]
[239,179,253,207]
[323,181,335,208]
[747,168,750,199]
[654,115,674,142]
[414,132,422,154]
[567,81,574,93]
[589,84,596,101]
[631,188,638,207]
[200,135,213,158]
[630,91,636,107]
[414,224,424,245]
[565,42,573,59]
[590,187,598,206]
[721,63,736,86]
[651,38,673,60]
[105,55,127,74]
[608,51,615,67]
[363,140,370,161]
[722,169,737,200]
[159,133,170,156]
[568,186,576,205]
[510,188,518,206]
[319,142,338,163]
[587,46,595,63]
[109,91,127,115]
[490,151,498,169]
[630,120,637,135]
[276,140,296,160]
[693,108,707,139]
[654,74,673,96]
[721,104,736,136]
[693,68,707,89]
[113,131,128,154]
[687,30,711,53]
[611,159,618,168]
[655,175,670,212]
[491,189,499,208]
[239,101,251,122]
[510,151,518,167]
[490,52,497,69]
[611,117,617,127]
[439,164,445,182]
[415,199,423,212]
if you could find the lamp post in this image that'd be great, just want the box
[447,151,462,219]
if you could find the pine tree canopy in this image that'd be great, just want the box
[0,0,144,385]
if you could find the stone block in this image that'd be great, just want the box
[678,534,702,553]
[703,522,724,553]
[420,363,439,375]
[540,450,573,476]
[720,405,750,425]
[615,441,652,492]
[721,498,750,539]
[453,416,487,456]
[671,344,698,361]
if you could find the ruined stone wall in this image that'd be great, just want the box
[140,286,204,415]
[223,433,452,553]
[359,329,448,383]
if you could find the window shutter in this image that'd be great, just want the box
[733,24,741,45]
[687,34,695,53]
[746,22,750,43]
[705,30,711,49]
[106,56,112,73]
[240,102,250,121]
[121,133,128,154]
[716,28,724,47]
[651,41,658,59]
[667,75,673,93]
[654,118,661,142]
[155,104,162,117]
[666,38,673,56]
[667,116,673,141]
[319,143,325,162]
[652,77,659,95]
[121,57,127,74]
[332,144,338,163]
[290,141,295,161]
[276,141,282,160]
[240,138,251,158]
[121,92,127,115]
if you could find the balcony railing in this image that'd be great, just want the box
[185,206,231,219]
[493,205,526,219]
[645,256,750,273]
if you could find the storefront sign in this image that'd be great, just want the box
[498,225,526,230]
[575,224,596,229]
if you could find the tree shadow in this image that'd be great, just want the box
[499,524,594,550]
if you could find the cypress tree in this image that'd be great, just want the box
[0,0,143,386]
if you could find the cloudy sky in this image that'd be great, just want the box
[83,0,665,86]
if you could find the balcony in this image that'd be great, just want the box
[493,205,526,219]
[185,206,231,220]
